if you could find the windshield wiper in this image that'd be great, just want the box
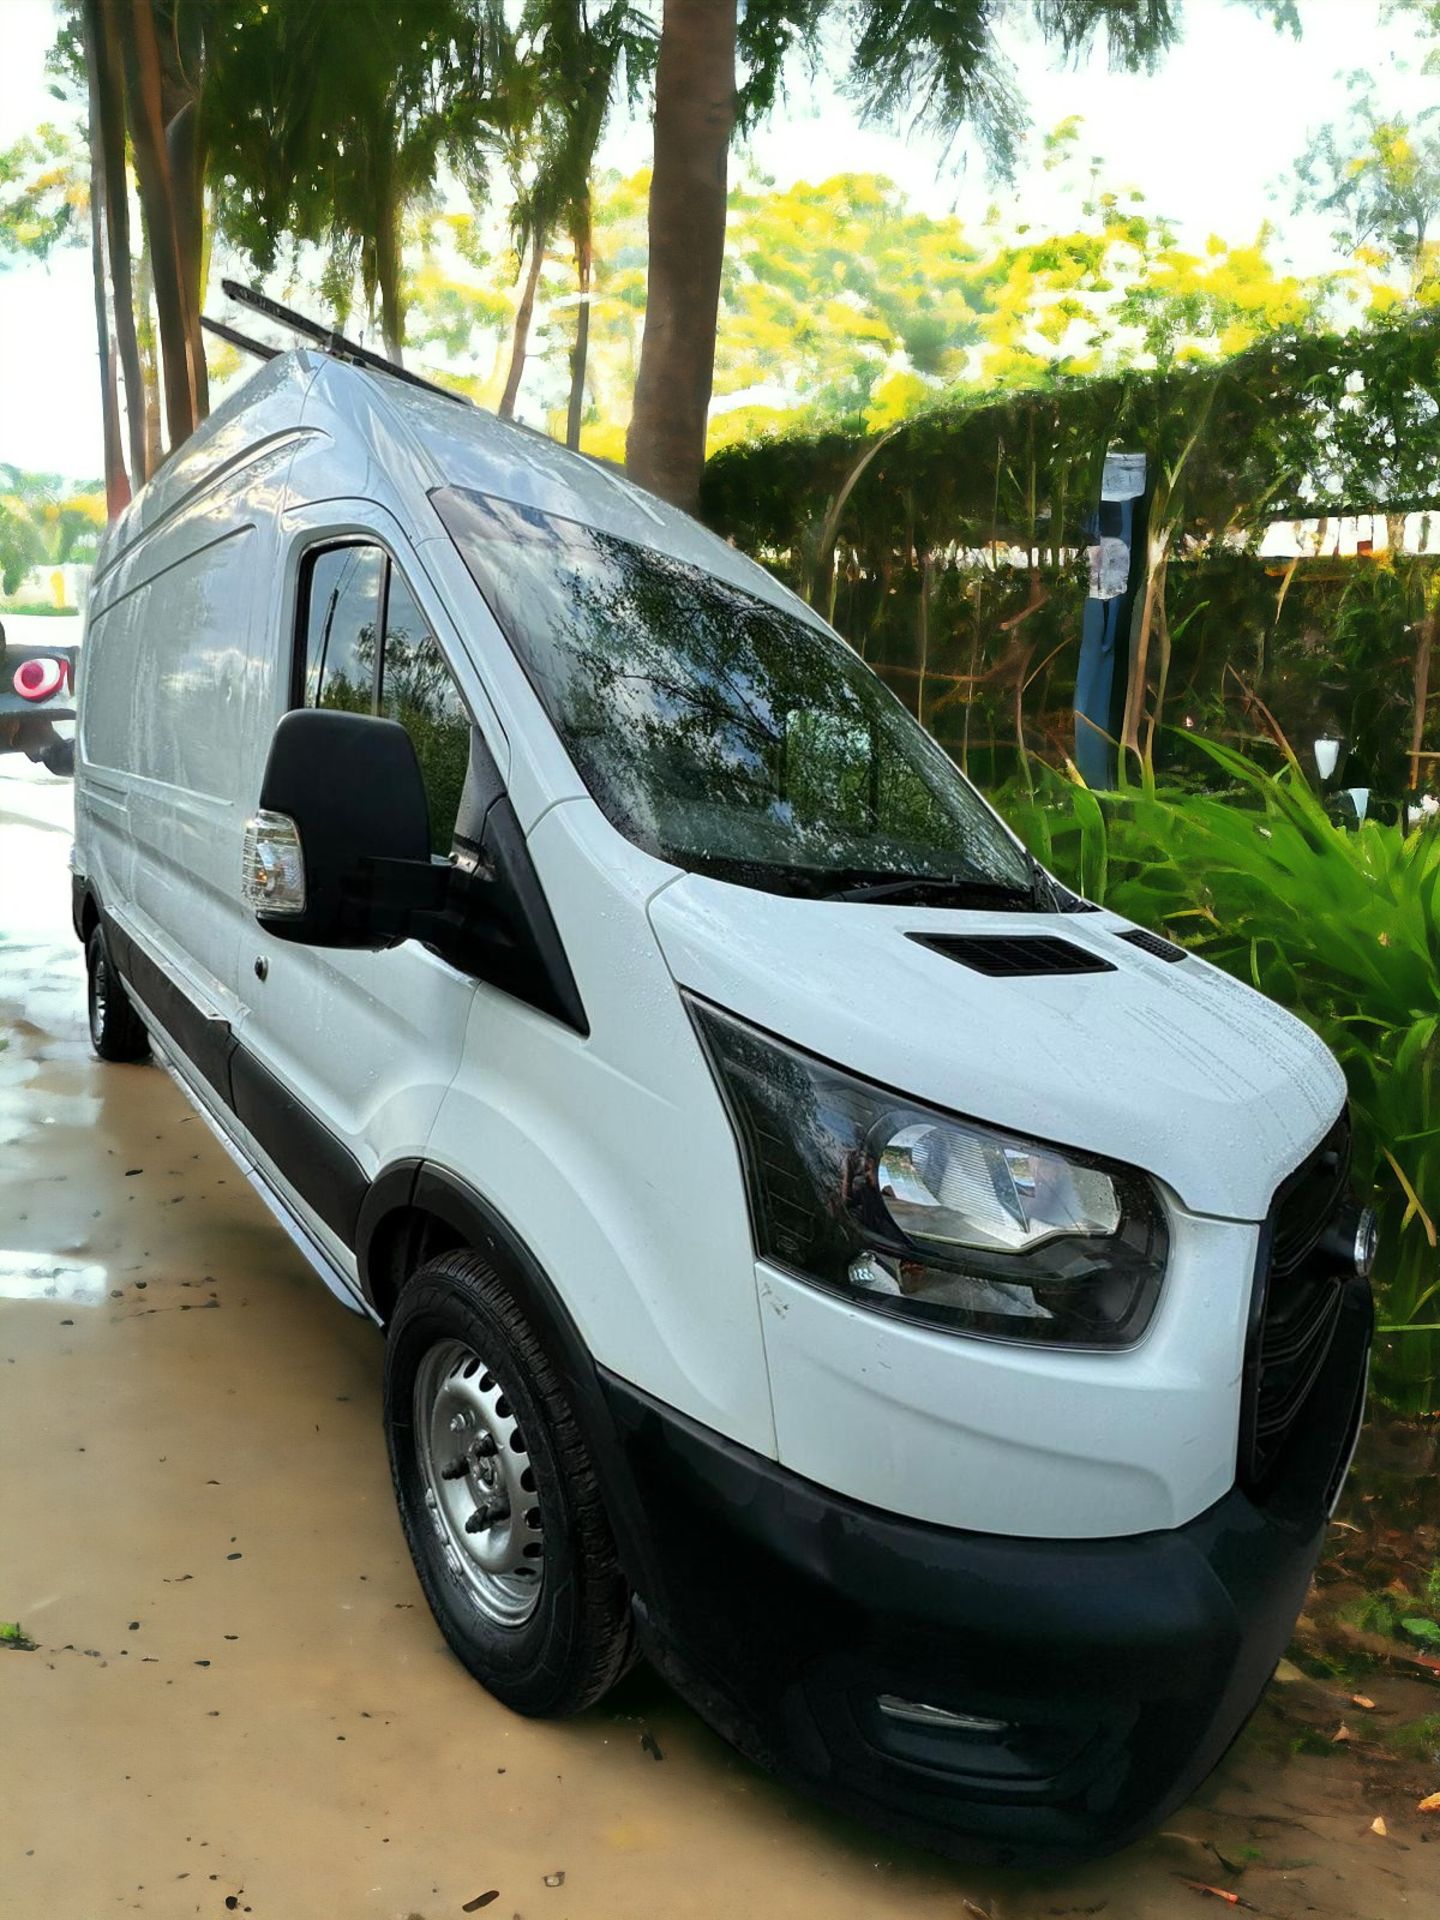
[826,873,1040,907]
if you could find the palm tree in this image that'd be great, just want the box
[204,0,507,363]
[626,0,1180,512]
[498,0,655,440]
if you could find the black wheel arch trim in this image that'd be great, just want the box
[357,1157,667,1603]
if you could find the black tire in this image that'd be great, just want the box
[86,925,151,1063]
[384,1248,635,1716]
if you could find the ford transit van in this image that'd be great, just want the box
[72,343,1375,1865]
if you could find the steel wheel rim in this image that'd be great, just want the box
[413,1337,544,1628]
[89,946,108,1047]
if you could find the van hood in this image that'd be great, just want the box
[648,876,1345,1221]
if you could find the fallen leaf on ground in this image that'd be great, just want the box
[1371,1815,1389,1836]
[461,1895,498,1913]
[1183,1884,1255,1910]
[1272,1658,1305,1684]
[1419,1791,1440,1813]
[1332,1723,1353,1743]
[961,1903,993,1920]
[1351,1694,1376,1710]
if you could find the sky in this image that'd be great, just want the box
[1,0,1435,480]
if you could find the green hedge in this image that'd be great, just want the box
[701,312,1440,793]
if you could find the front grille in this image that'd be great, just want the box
[1240,1112,1352,1488]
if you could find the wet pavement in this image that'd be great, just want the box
[2,755,1438,1919]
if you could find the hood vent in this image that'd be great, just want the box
[1118,928,1188,964]
[907,933,1117,977]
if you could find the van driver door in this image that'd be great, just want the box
[229,501,491,1282]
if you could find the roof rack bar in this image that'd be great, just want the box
[201,315,279,362]
[219,279,467,406]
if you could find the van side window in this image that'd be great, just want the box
[296,543,470,855]
[300,544,385,711]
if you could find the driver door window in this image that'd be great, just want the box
[296,543,470,855]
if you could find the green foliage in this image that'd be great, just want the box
[1296,77,1440,300]
[514,0,655,254]
[0,121,87,267]
[997,738,1440,1412]
[204,0,509,347]
[698,308,1440,788]
[1385,1710,1440,1759]
[0,467,105,597]
[844,0,1177,170]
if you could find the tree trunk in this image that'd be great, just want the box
[566,208,593,452]
[121,0,200,450]
[625,0,737,512]
[499,231,545,419]
[84,0,146,495]
[136,240,165,477]
[85,28,129,521]
[164,96,209,419]
[375,162,406,364]
[158,0,207,416]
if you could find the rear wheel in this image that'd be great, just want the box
[384,1248,635,1715]
[85,926,150,1063]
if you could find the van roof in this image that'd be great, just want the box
[307,354,803,616]
[96,348,807,625]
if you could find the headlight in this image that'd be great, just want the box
[690,997,1168,1349]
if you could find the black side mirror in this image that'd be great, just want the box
[244,709,445,949]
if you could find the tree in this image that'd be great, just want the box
[79,0,146,509]
[536,1,655,446]
[204,0,509,362]
[0,467,105,597]
[0,124,88,263]
[624,0,741,509]
[1298,92,1440,305]
[625,0,1181,513]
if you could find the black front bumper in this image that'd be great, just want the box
[599,1274,1372,1867]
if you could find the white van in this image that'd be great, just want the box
[72,343,1375,1865]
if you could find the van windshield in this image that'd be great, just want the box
[434,487,1036,903]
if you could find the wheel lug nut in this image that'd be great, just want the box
[465,1496,510,1534]
[471,1433,497,1460]
[448,1414,466,1434]
[439,1457,470,1481]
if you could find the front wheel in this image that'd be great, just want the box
[86,925,151,1063]
[384,1249,635,1716]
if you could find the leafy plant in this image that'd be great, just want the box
[999,733,1440,1413]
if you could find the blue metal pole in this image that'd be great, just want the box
[1075,451,1147,787]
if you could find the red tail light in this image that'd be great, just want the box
[13,658,67,701]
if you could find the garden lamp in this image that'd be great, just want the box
[1312,734,1342,783]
